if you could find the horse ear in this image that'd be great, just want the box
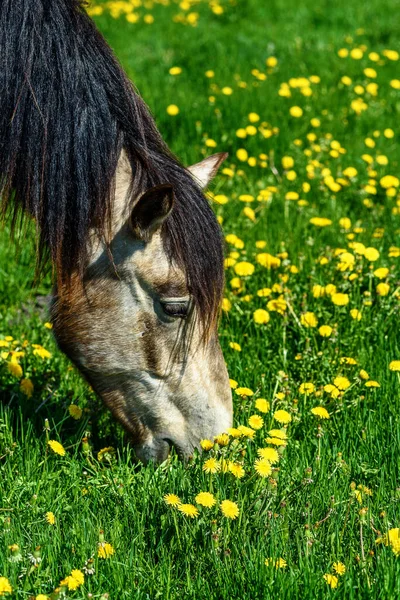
[187,152,228,189]
[130,184,174,241]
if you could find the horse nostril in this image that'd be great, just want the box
[162,437,173,451]
[162,437,181,458]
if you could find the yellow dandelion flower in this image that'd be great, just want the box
[257,447,279,463]
[234,261,254,276]
[214,433,230,446]
[383,49,399,60]
[334,376,351,390]
[220,500,239,519]
[267,297,287,314]
[299,382,315,394]
[98,542,115,558]
[229,342,241,352]
[276,557,287,568]
[235,387,254,397]
[391,539,400,557]
[364,247,380,261]
[325,283,337,295]
[377,283,390,296]
[265,557,287,568]
[333,562,346,575]
[48,440,66,457]
[32,346,52,359]
[0,577,12,595]
[266,56,278,67]
[350,48,363,59]
[301,312,318,328]
[254,458,273,477]
[256,253,281,268]
[36,595,49,600]
[312,284,325,298]
[309,217,332,227]
[97,447,115,462]
[323,573,338,588]
[290,106,303,117]
[70,570,84,587]
[311,406,330,419]
[166,104,179,116]
[236,148,248,162]
[365,380,380,387]
[341,357,357,365]
[282,156,294,169]
[268,429,287,439]
[257,287,272,298]
[253,309,270,324]
[319,325,333,337]
[195,492,216,508]
[331,292,349,306]
[164,494,181,507]
[265,436,286,446]
[380,175,399,189]
[255,398,270,413]
[203,457,220,474]
[169,66,182,75]
[389,360,400,371]
[376,528,399,546]
[273,409,292,424]
[45,511,56,525]
[200,439,214,451]
[374,267,389,279]
[324,384,340,398]
[227,427,241,438]
[239,193,255,202]
[7,361,23,378]
[221,298,232,312]
[343,167,357,178]
[248,414,264,430]
[20,378,34,398]
[237,425,256,439]
[350,308,362,321]
[61,570,84,591]
[228,462,245,478]
[68,404,82,420]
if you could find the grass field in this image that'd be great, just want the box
[1,0,400,597]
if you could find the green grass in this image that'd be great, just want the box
[1,0,400,597]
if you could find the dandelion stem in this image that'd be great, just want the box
[172,510,182,551]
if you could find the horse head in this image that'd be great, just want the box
[51,152,233,463]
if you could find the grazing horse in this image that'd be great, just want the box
[0,0,232,463]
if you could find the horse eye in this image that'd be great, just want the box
[160,301,189,318]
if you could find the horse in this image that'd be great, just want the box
[0,0,232,463]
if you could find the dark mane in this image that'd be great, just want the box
[0,0,224,336]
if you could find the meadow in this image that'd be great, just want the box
[1,0,400,597]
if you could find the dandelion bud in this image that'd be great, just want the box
[8,544,22,563]
[81,437,91,455]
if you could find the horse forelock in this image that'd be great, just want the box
[0,0,224,338]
